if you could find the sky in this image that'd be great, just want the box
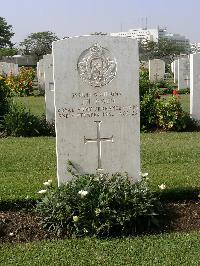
[1,0,200,45]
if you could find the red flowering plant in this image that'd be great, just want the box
[5,67,35,96]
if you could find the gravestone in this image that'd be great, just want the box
[190,53,200,121]
[37,59,45,91]
[173,59,178,83]
[0,62,11,76]
[0,62,18,76]
[149,59,165,82]
[43,54,55,122]
[53,36,140,185]
[178,57,190,89]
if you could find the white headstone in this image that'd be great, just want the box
[53,36,140,185]
[190,53,200,121]
[149,59,165,82]
[178,57,190,89]
[173,59,178,83]
[43,54,55,122]
[37,59,45,91]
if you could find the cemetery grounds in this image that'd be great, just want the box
[0,95,200,265]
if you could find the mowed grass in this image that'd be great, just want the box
[14,96,45,117]
[0,232,199,265]
[0,132,200,201]
[179,94,190,113]
[0,137,56,201]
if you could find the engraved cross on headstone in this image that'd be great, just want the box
[154,73,159,82]
[84,121,114,171]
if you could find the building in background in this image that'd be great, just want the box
[111,27,190,49]
[0,55,36,67]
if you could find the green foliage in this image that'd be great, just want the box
[0,76,11,122]
[36,171,163,237]
[3,102,55,137]
[156,96,187,131]
[0,17,14,48]
[139,38,190,62]
[139,70,189,131]
[20,31,59,60]
[5,67,36,96]
[0,47,17,59]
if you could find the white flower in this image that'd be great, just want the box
[78,190,88,198]
[38,189,47,194]
[9,232,14,236]
[43,180,52,186]
[73,216,79,222]
[141,172,148,177]
[95,208,101,216]
[158,184,166,190]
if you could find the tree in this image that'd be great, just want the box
[0,17,14,48]
[139,38,190,63]
[20,31,59,61]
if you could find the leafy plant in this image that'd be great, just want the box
[36,170,163,237]
[3,102,54,137]
[5,67,35,96]
[0,75,11,122]
[156,96,187,131]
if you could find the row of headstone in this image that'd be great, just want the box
[39,36,140,185]
[0,62,19,76]
[171,57,190,89]
[190,53,200,121]
[37,55,55,123]
[149,59,165,82]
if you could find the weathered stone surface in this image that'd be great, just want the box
[43,54,55,122]
[149,59,165,82]
[190,53,200,121]
[53,36,140,185]
[37,59,45,91]
[173,59,178,83]
[178,57,190,89]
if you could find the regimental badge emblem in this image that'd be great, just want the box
[77,43,117,87]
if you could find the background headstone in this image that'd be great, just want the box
[173,59,178,83]
[178,57,190,89]
[190,53,200,121]
[43,54,55,122]
[53,36,140,185]
[37,59,45,91]
[149,59,165,82]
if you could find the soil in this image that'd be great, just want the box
[0,200,199,244]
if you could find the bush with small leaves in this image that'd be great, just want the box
[3,102,55,136]
[36,170,163,237]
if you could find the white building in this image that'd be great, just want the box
[111,27,190,48]
[111,28,159,43]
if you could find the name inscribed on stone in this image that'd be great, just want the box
[58,91,139,119]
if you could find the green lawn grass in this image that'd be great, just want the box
[0,232,199,265]
[14,96,45,117]
[0,137,56,201]
[179,94,190,113]
[0,132,200,202]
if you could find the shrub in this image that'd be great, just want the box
[3,102,54,137]
[156,96,187,131]
[5,67,35,96]
[140,88,159,131]
[0,76,11,122]
[36,171,163,237]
